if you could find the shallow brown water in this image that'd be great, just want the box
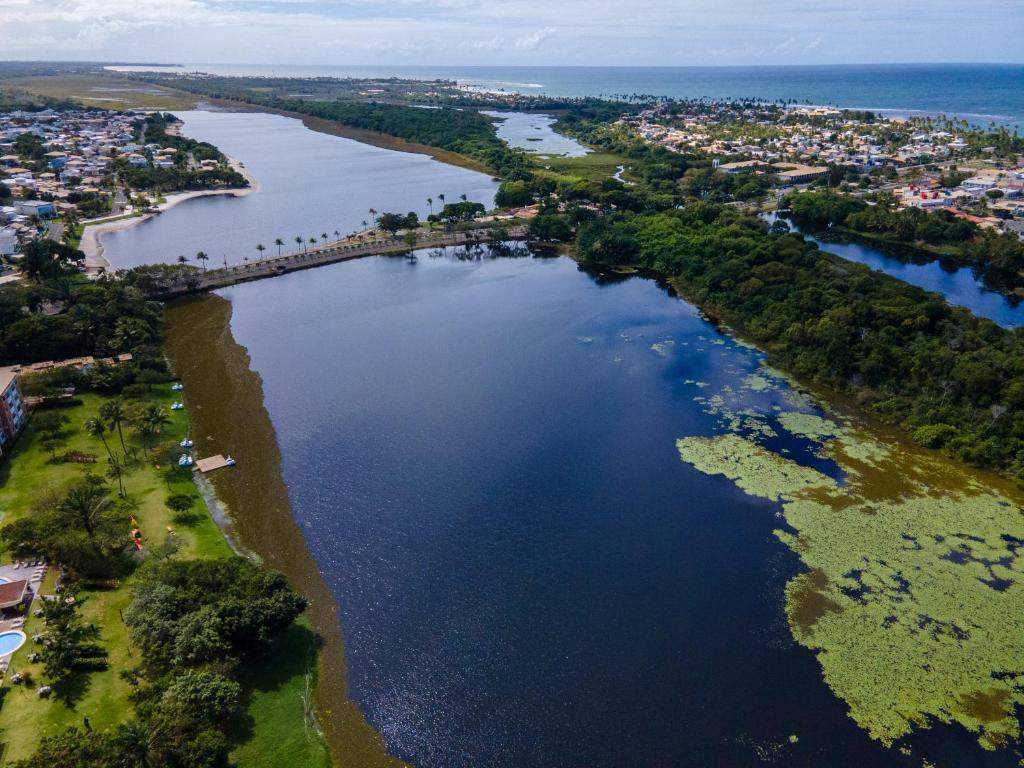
[164,294,404,768]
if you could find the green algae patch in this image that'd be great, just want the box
[676,400,1024,752]
[650,339,676,357]
[776,411,840,441]
[676,434,834,501]
[740,372,774,392]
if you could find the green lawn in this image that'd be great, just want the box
[0,386,330,766]
[537,151,628,183]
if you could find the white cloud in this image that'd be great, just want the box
[0,0,1019,64]
[513,26,555,51]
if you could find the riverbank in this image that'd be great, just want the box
[80,156,257,273]
[208,97,493,175]
[0,383,328,766]
[164,294,405,768]
[825,226,1024,302]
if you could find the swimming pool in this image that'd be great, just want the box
[0,630,26,656]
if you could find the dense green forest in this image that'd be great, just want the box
[575,204,1024,478]
[0,241,175,366]
[787,190,1024,296]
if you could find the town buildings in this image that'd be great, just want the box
[0,369,27,458]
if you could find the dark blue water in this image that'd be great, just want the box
[806,234,1024,328]
[216,251,1002,767]
[115,64,1024,127]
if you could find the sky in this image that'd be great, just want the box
[0,0,1021,66]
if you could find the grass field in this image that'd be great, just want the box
[0,386,329,766]
[537,151,628,183]
[5,75,198,110]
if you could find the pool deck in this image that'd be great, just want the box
[0,561,51,674]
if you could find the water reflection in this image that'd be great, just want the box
[771,215,1024,328]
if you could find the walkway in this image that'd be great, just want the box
[147,225,528,298]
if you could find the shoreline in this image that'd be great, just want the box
[205,97,493,175]
[81,154,258,273]
[164,294,405,768]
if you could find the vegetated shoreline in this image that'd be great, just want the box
[80,153,258,273]
[163,294,405,768]
[822,226,1024,303]
[207,97,494,174]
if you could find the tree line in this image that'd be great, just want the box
[787,190,1024,297]
[575,202,1024,478]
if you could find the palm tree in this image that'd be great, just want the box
[145,404,170,434]
[275,238,284,256]
[333,230,340,239]
[321,233,328,242]
[60,479,114,536]
[137,404,170,457]
[196,251,209,270]
[87,419,109,455]
[369,208,378,223]
[438,193,446,207]
[295,236,304,253]
[105,459,126,498]
[99,400,129,458]
[177,254,188,265]
[309,237,317,251]
[460,193,467,202]
[256,243,266,261]
[427,197,433,214]
[134,420,156,457]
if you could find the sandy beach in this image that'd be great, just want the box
[81,156,258,274]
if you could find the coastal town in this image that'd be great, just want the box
[1,105,248,275]
[628,100,1024,236]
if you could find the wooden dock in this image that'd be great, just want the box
[195,455,234,473]
[147,225,528,298]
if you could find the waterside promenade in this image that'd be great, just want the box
[146,225,528,298]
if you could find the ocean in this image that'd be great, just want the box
[110,63,1024,128]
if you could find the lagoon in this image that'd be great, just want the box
[805,233,1024,328]
[177,248,1017,768]
[100,110,499,270]
[147,109,1023,767]
[483,110,590,157]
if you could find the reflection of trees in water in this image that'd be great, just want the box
[418,241,539,262]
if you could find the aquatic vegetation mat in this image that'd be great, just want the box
[676,375,1024,751]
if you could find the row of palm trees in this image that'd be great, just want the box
[175,192,474,271]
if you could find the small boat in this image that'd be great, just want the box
[179,438,194,449]
[177,454,194,468]
[171,383,184,391]
[171,402,184,410]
